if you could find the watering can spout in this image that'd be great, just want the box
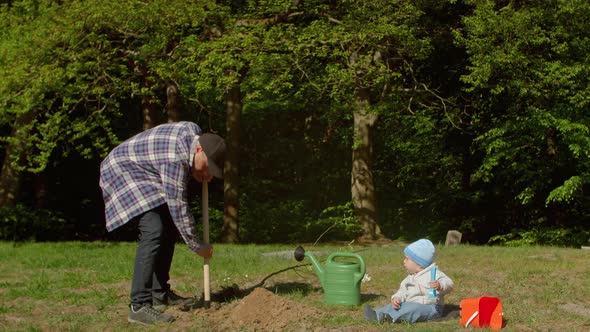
[294,246,326,287]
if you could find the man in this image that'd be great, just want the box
[99,121,225,325]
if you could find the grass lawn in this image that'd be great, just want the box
[1,241,589,331]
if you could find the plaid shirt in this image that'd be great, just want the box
[99,122,202,252]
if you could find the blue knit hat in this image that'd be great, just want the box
[404,239,435,267]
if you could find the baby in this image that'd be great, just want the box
[365,239,453,323]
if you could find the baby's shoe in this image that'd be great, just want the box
[364,304,377,321]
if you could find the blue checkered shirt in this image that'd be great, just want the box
[99,122,202,252]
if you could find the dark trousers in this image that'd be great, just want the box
[130,204,178,306]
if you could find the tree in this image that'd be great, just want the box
[457,0,590,235]
[283,0,434,240]
[182,0,313,242]
[0,1,97,207]
[0,0,222,199]
[0,0,223,239]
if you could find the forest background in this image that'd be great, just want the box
[0,0,588,247]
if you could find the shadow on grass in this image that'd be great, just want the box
[264,281,319,296]
[439,304,461,320]
[75,242,127,249]
[208,281,318,303]
[361,293,384,302]
[185,261,378,310]
[358,300,462,321]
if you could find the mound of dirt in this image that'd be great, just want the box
[212,287,323,331]
[230,288,323,331]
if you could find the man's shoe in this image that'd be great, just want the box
[153,290,195,312]
[128,304,175,325]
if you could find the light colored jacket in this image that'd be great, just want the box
[391,263,453,306]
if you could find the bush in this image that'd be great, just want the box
[0,205,66,241]
[238,198,362,244]
[488,227,590,247]
[189,204,224,242]
[295,202,363,243]
[240,199,309,243]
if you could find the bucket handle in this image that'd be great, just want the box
[326,252,366,282]
[464,311,479,327]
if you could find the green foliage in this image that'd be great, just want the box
[546,176,583,205]
[287,0,431,113]
[1,0,129,171]
[190,203,224,241]
[0,0,224,172]
[239,198,311,244]
[237,199,362,244]
[454,0,590,234]
[1,0,589,245]
[0,204,66,241]
[298,202,362,243]
[488,227,590,247]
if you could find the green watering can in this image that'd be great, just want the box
[294,246,366,305]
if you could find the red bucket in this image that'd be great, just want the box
[460,296,503,330]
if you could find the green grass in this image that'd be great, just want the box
[1,241,589,331]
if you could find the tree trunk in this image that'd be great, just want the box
[137,63,159,130]
[166,80,182,123]
[33,172,48,209]
[0,111,36,207]
[351,88,385,241]
[221,75,245,243]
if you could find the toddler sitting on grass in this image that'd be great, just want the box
[365,239,453,323]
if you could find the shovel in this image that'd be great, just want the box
[202,181,211,309]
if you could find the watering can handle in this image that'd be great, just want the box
[327,252,366,282]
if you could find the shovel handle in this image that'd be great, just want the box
[202,182,210,308]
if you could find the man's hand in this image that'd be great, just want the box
[192,146,213,183]
[196,244,213,258]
